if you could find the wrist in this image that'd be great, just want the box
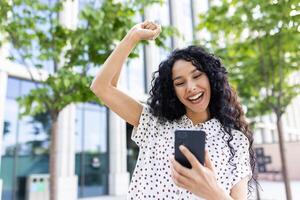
[123,32,139,47]
[207,186,233,200]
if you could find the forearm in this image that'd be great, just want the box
[90,33,138,92]
[110,33,137,86]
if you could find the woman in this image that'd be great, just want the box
[90,21,255,199]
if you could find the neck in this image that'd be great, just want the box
[186,110,210,125]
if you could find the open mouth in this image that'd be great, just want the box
[187,92,204,103]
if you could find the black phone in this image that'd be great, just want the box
[174,130,206,169]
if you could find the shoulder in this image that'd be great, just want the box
[136,105,175,130]
[232,129,249,140]
[230,129,250,150]
[141,106,154,118]
[132,105,160,147]
[142,105,177,126]
[137,106,157,126]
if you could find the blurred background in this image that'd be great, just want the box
[0,0,299,200]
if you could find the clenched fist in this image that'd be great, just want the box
[127,21,161,43]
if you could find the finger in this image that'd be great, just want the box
[142,29,157,40]
[146,21,160,33]
[204,150,215,171]
[149,28,161,40]
[145,21,155,29]
[142,20,150,26]
[171,164,190,189]
[179,145,203,170]
[152,25,161,39]
[149,22,158,30]
[171,170,185,189]
[142,21,160,37]
[170,156,191,178]
[141,21,149,29]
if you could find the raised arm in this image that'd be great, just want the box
[90,21,161,127]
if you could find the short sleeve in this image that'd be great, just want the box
[231,131,252,187]
[131,106,156,147]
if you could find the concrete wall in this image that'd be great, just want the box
[255,142,300,180]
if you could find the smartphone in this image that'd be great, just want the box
[174,130,206,169]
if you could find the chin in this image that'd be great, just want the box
[193,108,208,114]
[186,104,209,114]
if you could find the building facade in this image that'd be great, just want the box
[0,0,299,200]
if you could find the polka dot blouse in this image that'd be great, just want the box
[127,106,252,200]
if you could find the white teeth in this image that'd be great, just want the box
[188,92,204,101]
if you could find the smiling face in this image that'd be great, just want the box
[172,59,211,123]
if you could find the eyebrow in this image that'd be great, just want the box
[173,69,199,81]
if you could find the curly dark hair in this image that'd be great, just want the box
[147,45,256,194]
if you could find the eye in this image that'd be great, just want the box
[174,82,185,86]
[193,73,202,79]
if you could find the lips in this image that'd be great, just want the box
[187,92,204,101]
[187,92,204,104]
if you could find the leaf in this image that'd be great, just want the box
[196,0,300,118]
[2,0,177,121]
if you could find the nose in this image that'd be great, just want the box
[187,81,197,93]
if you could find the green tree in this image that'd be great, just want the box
[0,0,176,199]
[197,1,300,199]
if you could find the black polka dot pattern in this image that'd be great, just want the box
[129,106,252,199]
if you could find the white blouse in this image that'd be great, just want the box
[127,106,252,200]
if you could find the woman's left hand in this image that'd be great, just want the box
[170,145,228,200]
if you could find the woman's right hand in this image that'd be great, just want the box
[127,21,161,43]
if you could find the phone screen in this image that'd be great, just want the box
[174,130,206,168]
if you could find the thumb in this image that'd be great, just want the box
[204,150,214,171]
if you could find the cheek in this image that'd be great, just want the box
[174,87,185,101]
[204,79,211,97]
[206,84,211,95]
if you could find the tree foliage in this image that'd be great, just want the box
[0,0,176,118]
[197,0,300,118]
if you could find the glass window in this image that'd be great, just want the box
[75,103,108,198]
[159,1,172,62]
[18,114,50,156]
[2,100,18,156]
[124,45,146,94]
[148,1,172,65]
[1,77,50,200]
[176,0,194,44]
[6,78,20,99]
[84,106,107,153]
[121,13,146,94]
[270,130,277,143]
[253,128,262,144]
[20,79,38,97]
[260,128,266,144]
[292,103,298,129]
